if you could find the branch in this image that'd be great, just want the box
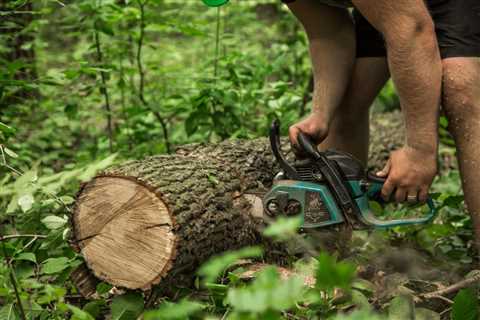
[136,0,171,153]
[0,234,47,241]
[421,273,480,300]
[1,242,26,320]
[94,28,114,153]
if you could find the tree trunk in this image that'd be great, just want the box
[71,112,406,292]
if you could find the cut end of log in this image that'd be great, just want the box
[73,176,176,290]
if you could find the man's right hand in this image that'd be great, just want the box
[288,113,329,155]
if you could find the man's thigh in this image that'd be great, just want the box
[429,0,480,59]
[354,0,480,59]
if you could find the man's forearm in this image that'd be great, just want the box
[386,20,441,153]
[288,1,355,124]
[354,0,442,153]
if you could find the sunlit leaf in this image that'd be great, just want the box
[144,299,204,320]
[18,194,34,212]
[263,216,302,240]
[42,215,68,230]
[3,147,18,158]
[198,246,263,284]
[226,266,304,313]
[388,295,415,320]
[15,252,36,263]
[41,257,70,274]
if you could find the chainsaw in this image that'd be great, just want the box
[263,120,437,229]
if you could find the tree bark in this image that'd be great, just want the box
[71,112,406,292]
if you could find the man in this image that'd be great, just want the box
[285,1,480,247]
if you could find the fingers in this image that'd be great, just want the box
[288,125,300,148]
[418,186,429,203]
[381,177,395,201]
[377,159,391,178]
[394,187,407,203]
[289,125,306,157]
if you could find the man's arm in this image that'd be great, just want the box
[353,0,442,202]
[286,0,356,147]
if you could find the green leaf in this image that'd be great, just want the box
[315,253,356,291]
[41,215,68,230]
[83,300,105,318]
[64,304,95,320]
[0,304,18,320]
[60,196,75,205]
[263,216,302,240]
[3,147,18,158]
[18,194,34,212]
[452,288,479,320]
[111,292,144,320]
[198,246,263,283]
[207,173,219,185]
[144,299,204,320]
[414,308,439,320]
[15,252,36,263]
[388,295,415,320]
[0,122,15,135]
[41,257,70,274]
[96,282,112,295]
[226,266,304,313]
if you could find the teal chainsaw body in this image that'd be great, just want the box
[263,121,437,229]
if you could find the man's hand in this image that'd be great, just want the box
[288,113,329,154]
[376,146,437,203]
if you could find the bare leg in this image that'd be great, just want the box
[443,57,480,252]
[320,57,390,165]
[287,1,356,145]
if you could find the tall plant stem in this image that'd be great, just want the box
[2,242,26,320]
[136,0,171,153]
[94,29,114,153]
[214,6,221,78]
[119,58,133,151]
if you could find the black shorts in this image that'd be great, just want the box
[282,0,480,59]
[355,0,480,59]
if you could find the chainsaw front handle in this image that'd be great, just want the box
[363,182,438,228]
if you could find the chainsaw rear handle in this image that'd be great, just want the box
[297,132,320,160]
[364,181,437,228]
[270,120,300,180]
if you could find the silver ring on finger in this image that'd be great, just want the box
[407,194,418,204]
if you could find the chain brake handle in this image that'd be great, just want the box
[364,172,437,228]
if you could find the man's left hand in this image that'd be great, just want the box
[376,146,437,203]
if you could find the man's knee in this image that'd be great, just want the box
[443,59,480,130]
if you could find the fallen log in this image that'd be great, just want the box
[72,112,406,291]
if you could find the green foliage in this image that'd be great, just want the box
[0,0,476,319]
[451,289,479,320]
[198,246,263,284]
[315,253,356,292]
[226,266,304,314]
[263,216,302,240]
[111,292,144,320]
[144,299,204,320]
